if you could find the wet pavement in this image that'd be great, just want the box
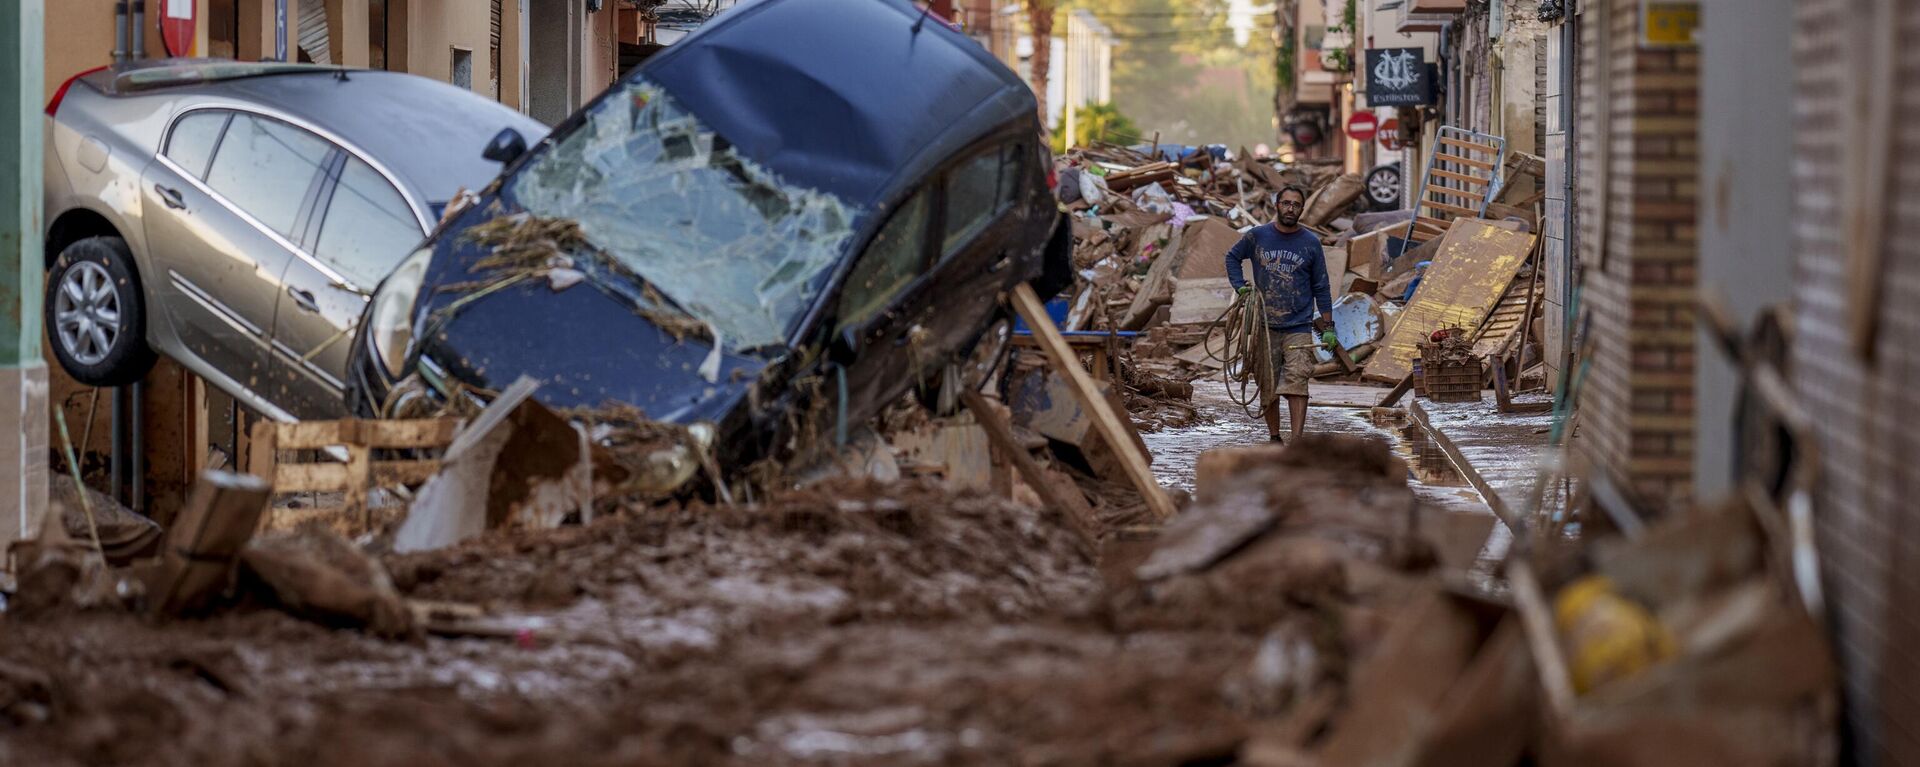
[1141,380,1491,515]
[1410,393,1573,523]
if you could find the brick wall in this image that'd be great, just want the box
[1791,0,1920,761]
[1573,0,1698,508]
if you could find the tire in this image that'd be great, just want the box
[1365,165,1403,211]
[46,236,157,387]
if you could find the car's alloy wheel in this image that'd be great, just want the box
[54,260,121,366]
[45,236,157,387]
[1367,166,1402,209]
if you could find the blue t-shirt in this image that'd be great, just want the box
[1223,224,1333,333]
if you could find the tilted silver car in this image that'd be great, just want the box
[42,59,545,420]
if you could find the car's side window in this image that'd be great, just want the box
[204,114,331,237]
[165,111,229,180]
[941,141,1026,258]
[997,142,1028,211]
[315,157,421,288]
[837,189,931,333]
[941,149,1001,256]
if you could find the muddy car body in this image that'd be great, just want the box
[41,60,545,420]
[349,0,1071,463]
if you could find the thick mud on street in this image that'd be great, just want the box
[0,389,1503,767]
[0,472,1408,767]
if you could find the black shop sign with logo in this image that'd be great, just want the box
[1365,48,1434,106]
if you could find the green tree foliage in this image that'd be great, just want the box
[1052,103,1144,152]
[1060,0,1279,149]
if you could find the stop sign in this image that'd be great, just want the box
[161,0,196,56]
[1377,118,1403,151]
[1346,111,1378,142]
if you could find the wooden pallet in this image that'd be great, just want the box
[1471,271,1539,359]
[1404,126,1507,244]
[247,417,461,532]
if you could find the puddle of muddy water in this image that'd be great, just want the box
[1142,382,1489,516]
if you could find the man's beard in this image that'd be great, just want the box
[1279,210,1301,226]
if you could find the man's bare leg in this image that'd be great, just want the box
[1263,397,1283,440]
[1287,394,1308,440]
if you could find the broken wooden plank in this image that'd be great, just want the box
[1011,283,1176,520]
[963,389,1097,547]
[1365,220,1536,383]
[148,471,273,616]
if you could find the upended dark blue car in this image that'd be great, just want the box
[345,0,1072,466]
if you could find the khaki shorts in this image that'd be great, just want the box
[1267,330,1314,399]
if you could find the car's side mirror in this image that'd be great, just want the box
[483,128,528,164]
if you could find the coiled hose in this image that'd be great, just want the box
[1202,287,1276,420]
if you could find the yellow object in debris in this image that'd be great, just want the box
[1553,575,1676,695]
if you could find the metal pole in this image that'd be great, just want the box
[275,0,288,61]
[130,380,144,513]
[132,0,145,58]
[109,387,124,504]
[114,1,129,62]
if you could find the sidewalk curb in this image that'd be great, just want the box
[1407,398,1517,530]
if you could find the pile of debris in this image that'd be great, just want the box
[1055,142,1553,409]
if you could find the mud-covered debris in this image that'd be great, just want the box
[7,530,130,619]
[241,529,418,640]
[564,401,715,502]
[396,377,591,553]
[50,474,161,566]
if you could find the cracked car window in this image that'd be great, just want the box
[507,81,860,351]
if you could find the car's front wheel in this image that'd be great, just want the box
[46,236,157,387]
[1365,164,1403,211]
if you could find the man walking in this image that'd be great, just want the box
[1224,185,1335,443]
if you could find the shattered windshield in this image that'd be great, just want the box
[505,80,860,352]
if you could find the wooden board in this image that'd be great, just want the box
[1438,136,1502,155]
[1430,168,1490,186]
[1423,199,1483,218]
[1321,245,1350,290]
[1471,271,1539,358]
[1174,328,1231,370]
[1311,382,1394,408]
[1436,153,1498,171]
[1171,216,1245,281]
[1363,219,1537,383]
[1169,276,1239,327]
[1011,283,1177,520]
[962,390,1095,546]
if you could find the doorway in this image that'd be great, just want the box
[528,0,578,125]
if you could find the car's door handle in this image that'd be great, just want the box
[287,286,320,313]
[155,184,186,210]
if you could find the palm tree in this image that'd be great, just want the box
[1028,0,1054,121]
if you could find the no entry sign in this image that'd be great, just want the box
[1346,111,1379,142]
[162,0,196,56]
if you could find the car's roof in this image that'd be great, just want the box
[638,0,1037,208]
[91,62,547,205]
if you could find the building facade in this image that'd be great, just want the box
[43,0,645,126]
